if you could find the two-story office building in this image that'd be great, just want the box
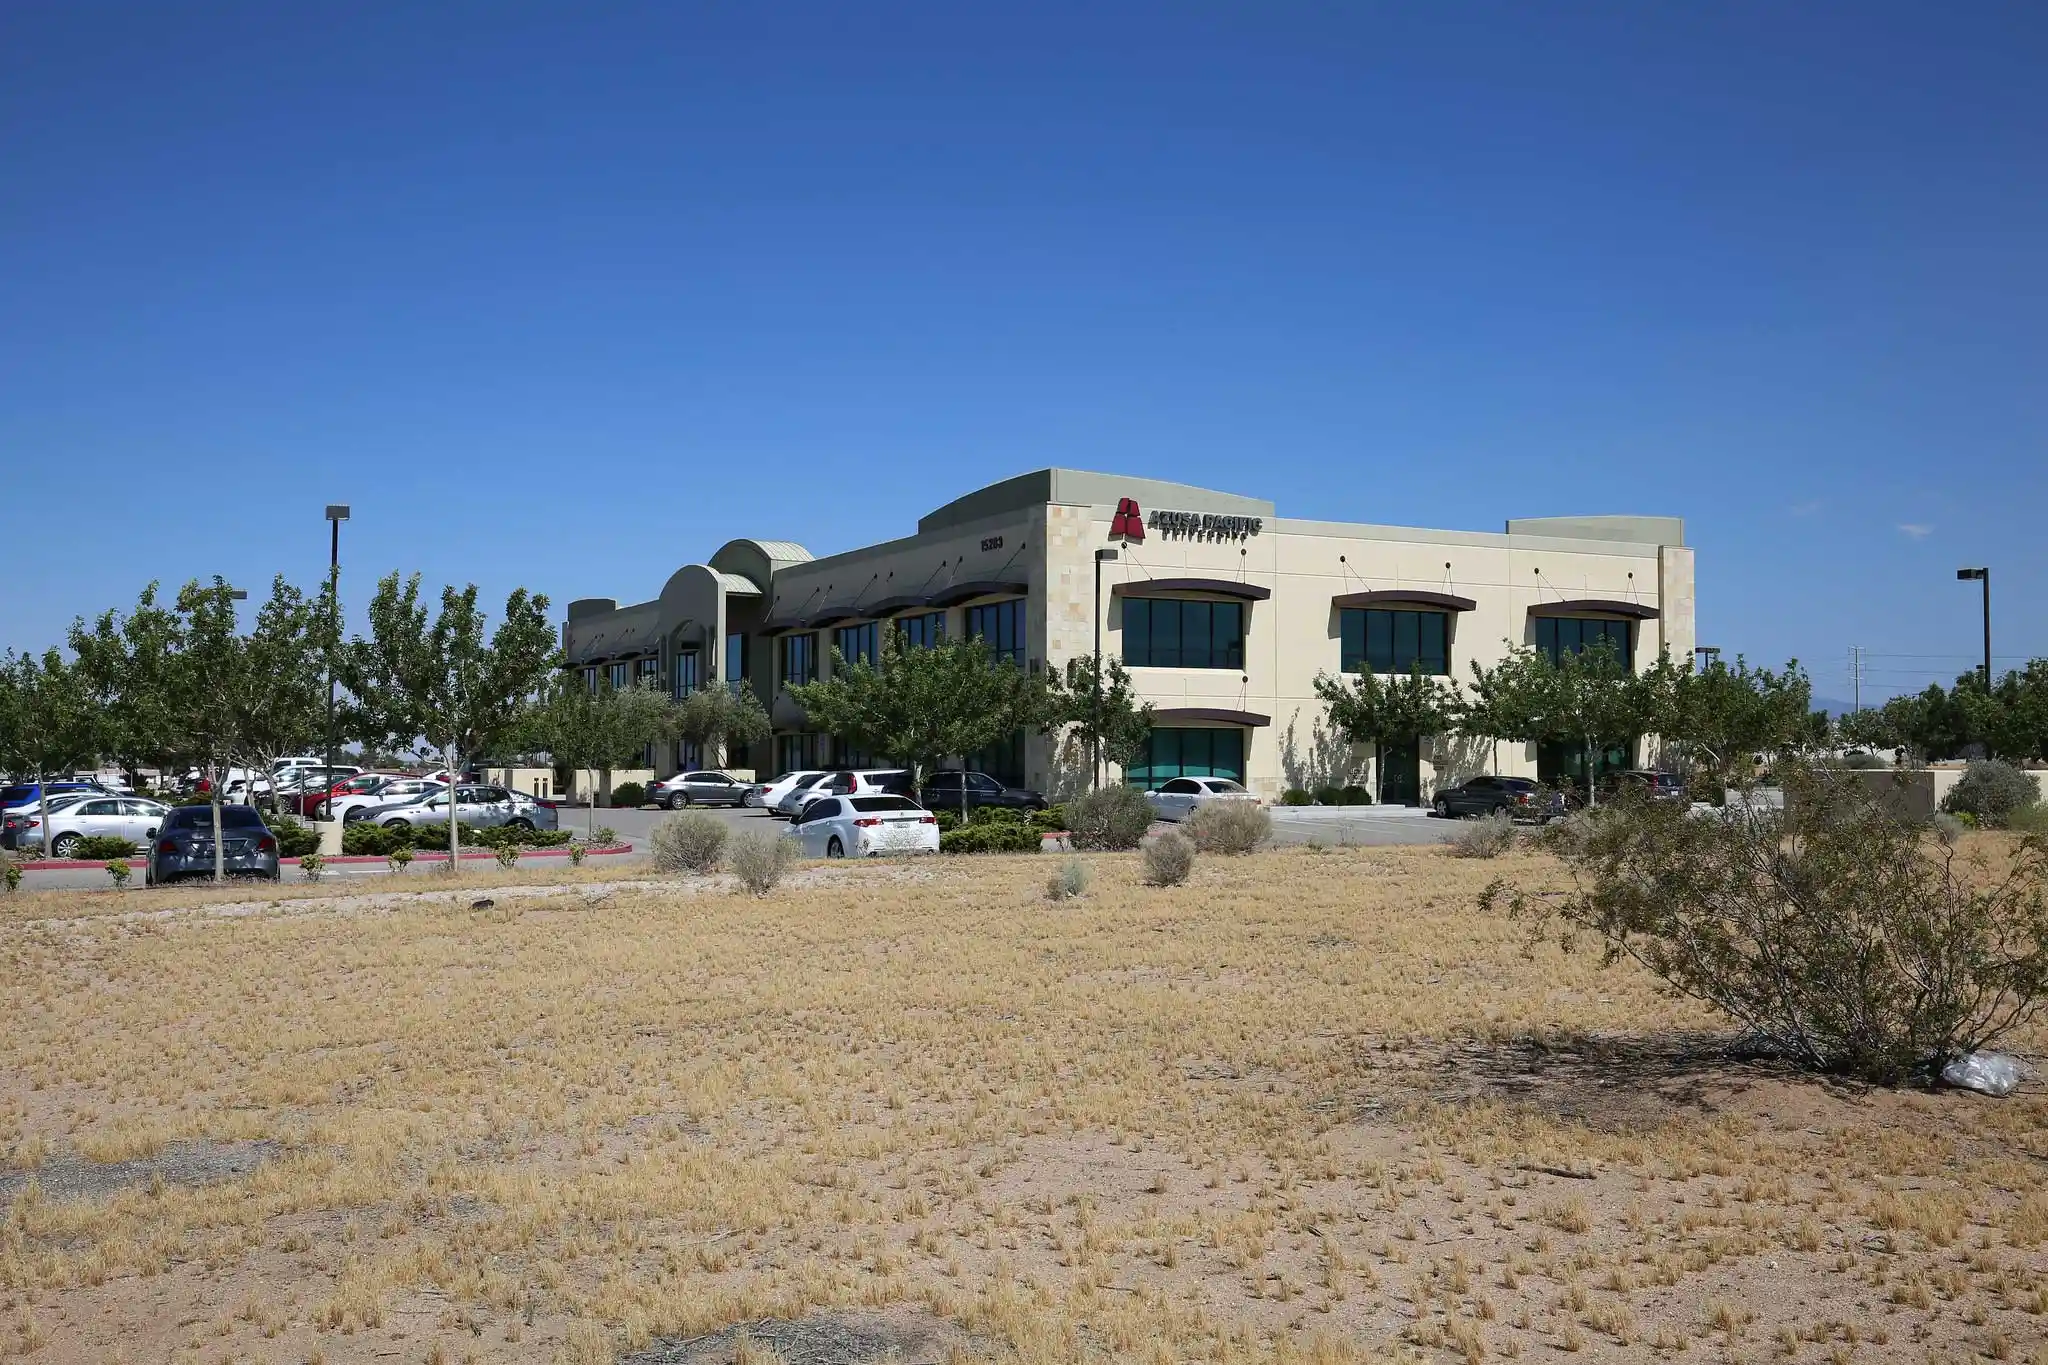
[560,469,1693,802]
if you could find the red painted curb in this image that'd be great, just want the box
[14,843,634,873]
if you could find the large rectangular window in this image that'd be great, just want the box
[1124,728,1246,786]
[777,732,819,775]
[1122,598,1245,670]
[834,621,880,669]
[970,729,1026,787]
[1339,609,1449,676]
[779,633,817,687]
[608,661,630,690]
[725,631,750,685]
[1536,617,1633,668]
[899,611,945,650]
[966,598,1026,668]
[582,666,598,695]
[676,739,703,770]
[673,650,700,698]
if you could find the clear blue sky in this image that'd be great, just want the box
[5,2,2043,704]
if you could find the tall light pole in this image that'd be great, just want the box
[1093,548,1118,789]
[1956,567,1990,690]
[1693,645,1722,668]
[325,506,350,806]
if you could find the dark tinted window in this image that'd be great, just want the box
[927,772,960,789]
[1535,617,1633,668]
[966,599,1026,668]
[167,805,266,830]
[850,796,919,812]
[1340,609,1449,676]
[1122,598,1245,670]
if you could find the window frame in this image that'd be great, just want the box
[1121,597,1245,670]
[779,632,818,687]
[1339,607,1450,677]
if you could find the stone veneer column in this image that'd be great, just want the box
[1035,503,1099,791]
[1658,545,1696,663]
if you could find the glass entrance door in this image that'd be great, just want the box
[1378,738,1422,806]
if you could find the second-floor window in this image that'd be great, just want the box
[780,632,817,687]
[1536,617,1633,669]
[637,657,658,685]
[673,650,700,698]
[1123,598,1244,670]
[966,598,1025,668]
[609,661,630,690]
[1340,609,1449,676]
[835,621,880,669]
[725,632,749,686]
[899,611,945,650]
[582,666,599,694]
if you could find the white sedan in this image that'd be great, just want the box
[1143,776,1260,822]
[784,795,939,858]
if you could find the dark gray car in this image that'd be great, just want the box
[649,771,752,810]
[148,804,281,884]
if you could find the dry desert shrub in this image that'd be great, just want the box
[1142,829,1196,886]
[1185,799,1272,855]
[1067,784,1154,850]
[1448,812,1519,859]
[728,826,795,893]
[1045,856,1091,901]
[651,811,729,874]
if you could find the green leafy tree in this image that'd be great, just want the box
[526,676,678,835]
[68,583,184,789]
[341,573,556,867]
[1480,637,1651,805]
[228,575,341,801]
[1313,665,1460,803]
[677,684,772,769]
[0,648,98,856]
[1046,654,1154,790]
[789,632,1046,814]
[163,579,254,878]
[1658,654,1815,787]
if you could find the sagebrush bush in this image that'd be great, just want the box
[1447,812,1518,859]
[651,812,728,873]
[1941,759,2040,828]
[1186,800,1272,855]
[1142,830,1196,886]
[609,781,648,809]
[1045,857,1091,901]
[1930,812,1967,847]
[1067,785,1154,851]
[728,827,795,895]
[1484,762,2048,1083]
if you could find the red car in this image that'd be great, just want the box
[291,771,412,819]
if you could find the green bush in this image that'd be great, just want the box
[651,812,728,873]
[1447,812,1518,859]
[461,824,572,849]
[1340,785,1373,806]
[1940,760,2040,829]
[941,822,1042,854]
[1066,785,1156,851]
[2007,805,2048,837]
[610,782,647,809]
[266,814,322,858]
[1186,801,1272,855]
[1280,789,1313,807]
[342,822,404,856]
[69,835,139,861]
[1033,804,1067,834]
[106,858,131,889]
[494,842,520,869]
[2,856,21,894]
[298,853,326,881]
[934,808,963,833]
[1311,786,1342,806]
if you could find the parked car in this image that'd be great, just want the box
[1600,770,1688,804]
[2,779,110,812]
[784,794,939,858]
[2,791,103,850]
[919,770,1047,813]
[360,784,558,833]
[1430,775,1547,819]
[1143,776,1259,822]
[148,804,281,884]
[40,796,172,858]
[333,777,446,823]
[791,770,917,814]
[765,771,832,817]
[297,771,410,818]
[649,770,753,810]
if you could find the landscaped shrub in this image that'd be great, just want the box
[1941,760,2040,828]
[494,842,520,868]
[1185,801,1272,855]
[1045,857,1091,901]
[1447,812,1518,859]
[298,853,325,881]
[266,814,322,858]
[1842,751,1892,770]
[1484,761,2048,1083]
[934,809,963,833]
[387,846,414,875]
[106,859,131,888]
[1340,784,1373,806]
[69,835,139,861]
[941,822,1042,854]
[1033,804,1068,834]
[651,812,728,873]
[342,822,404,856]
[461,824,573,849]
[1930,812,1967,847]
[1067,785,1155,851]
[1142,830,1196,886]
[2,856,20,894]
[1280,789,1313,807]
[728,828,795,895]
[609,782,647,809]
[1311,786,1343,807]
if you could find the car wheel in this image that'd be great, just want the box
[1491,803,1510,818]
[826,836,844,859]
[507,818,533,832]
[383,819,410,830]
[1431,796,1449,817]
[669,792,688,810]
[52,833,80,858]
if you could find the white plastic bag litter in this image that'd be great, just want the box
[1939,1052,2024,1097]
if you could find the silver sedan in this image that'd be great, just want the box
[359,784,558,832]
[42,797,172,858]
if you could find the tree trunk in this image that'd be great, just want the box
[211,769,226,882]
[36,765,50,858]
[446,746,460,872]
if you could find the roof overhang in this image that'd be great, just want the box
[1113,577,1272,602]
[804,605,864,629]
[927,580,1029,609]
[1528,598,1660,620]
[1151,707,1271,728]
[1330,589,1476,612]
[865,594,933,616]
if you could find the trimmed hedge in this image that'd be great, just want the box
[69,835,139,861]
[940,822,1042,855]
[610,782,647,809]
[266,815,322,858]
[339,821,572,857]
[1280,789,1313,806]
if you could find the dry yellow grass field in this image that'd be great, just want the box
[2,843,2044,1365]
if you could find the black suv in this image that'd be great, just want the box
[1430,775,1546,819]
[919,770,1047,813]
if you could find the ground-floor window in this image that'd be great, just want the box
[1537,739,1633,795]
[832,736,878,769]
[676,739,702,770]
[970,729,1026,787]
[777,733,821,775]
[1124,727,1246,787]
[727,741,750,770]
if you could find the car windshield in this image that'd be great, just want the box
[166,805,266,830]
[850,796,919,812]
[1204,780,1247,794]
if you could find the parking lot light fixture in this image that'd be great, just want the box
[1955,567,1990,689]
[1094,548,1119,789]
[325,506,351,813]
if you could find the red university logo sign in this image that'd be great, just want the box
[1109,497,1146,542]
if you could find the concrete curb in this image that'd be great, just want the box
[14,843,635,873]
